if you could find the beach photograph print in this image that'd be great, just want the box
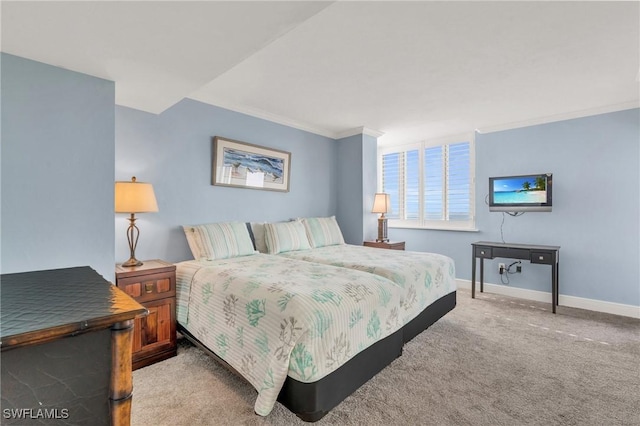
[212,137,291,192]
[492,175,547,204]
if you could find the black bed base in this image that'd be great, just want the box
[179,291,456,422]
[278,327,403,422]
[404,291,456,344]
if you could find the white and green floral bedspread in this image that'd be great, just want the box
[176,254,404,416]
[278,244,457,326]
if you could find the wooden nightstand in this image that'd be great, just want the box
[363,241,406,250]
[115,259,177,370]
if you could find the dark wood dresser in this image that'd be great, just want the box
[0,266,146,425]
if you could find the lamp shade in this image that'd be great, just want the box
[371,193,390,214]
[115,177,158,213]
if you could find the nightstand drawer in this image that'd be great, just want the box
[118,271,175,303]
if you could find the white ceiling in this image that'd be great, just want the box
[2,1,639,145]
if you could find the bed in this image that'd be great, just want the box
[277,244,457,343]
[258,217,458,343]
[178,220,456,421]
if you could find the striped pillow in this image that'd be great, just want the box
[264,221,312,254]
[301,216,345,248]
[183,222,257,260]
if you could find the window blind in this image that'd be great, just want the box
[379,136,474,230]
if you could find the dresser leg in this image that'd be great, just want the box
[110,319,134,426]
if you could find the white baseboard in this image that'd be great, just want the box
[456,279,640,319]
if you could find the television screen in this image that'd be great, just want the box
[489,173,552,212]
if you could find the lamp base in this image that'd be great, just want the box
[121,257,143,268]
[122,213,143,268]
[376,216,388,243]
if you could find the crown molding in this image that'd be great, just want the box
[188,98,387,141]
[189,98,637,142]
[190,98,337,139]
[335,126,385,140]
[475,101,639,134]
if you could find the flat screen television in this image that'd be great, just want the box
[489,173,553,212]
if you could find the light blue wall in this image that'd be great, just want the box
[115,100,338,263]
[4,54,636,308]
[336,133,379,244]
[392,108,640,307]
[1,54,115,280]
[362,134,379,242]
[336,135,364,244]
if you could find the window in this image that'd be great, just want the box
[379,134,475,230]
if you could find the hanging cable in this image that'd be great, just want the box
[500,211,525,243]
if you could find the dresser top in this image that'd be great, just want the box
[1,266,146,349]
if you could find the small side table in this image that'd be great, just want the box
[115,259,177,369]
[363,240,406,250]
[471,241,560,313]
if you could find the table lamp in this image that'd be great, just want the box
[372,193,390,242]
[115,176,158,267]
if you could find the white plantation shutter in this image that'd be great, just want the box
[447,142,471,221]
[379,135,475,230]
[381,152,402,219]
[405,150,420,220]
[424,145,444,220]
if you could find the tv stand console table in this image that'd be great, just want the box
[471,241,560,313]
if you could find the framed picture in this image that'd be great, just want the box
[212,136,291,192]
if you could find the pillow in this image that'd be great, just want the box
[249,222,268,253]
[264,221,312,254]
[301,216,345,248]
[183,222,257,260]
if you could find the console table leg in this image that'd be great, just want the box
[552,262,558,314]
[479,258,484,293]
[471,252,476,299]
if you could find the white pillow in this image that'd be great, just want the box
[183,222,257,260]
[264,221,312,254]
[301,216,345,248]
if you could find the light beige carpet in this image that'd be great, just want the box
[132,289,640,425]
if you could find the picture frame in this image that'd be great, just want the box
[212,136,291,192]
